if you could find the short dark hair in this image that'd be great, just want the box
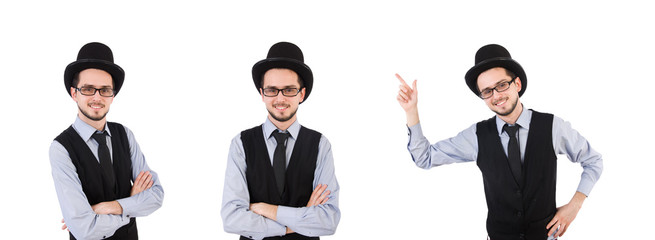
[504,68,517,80]
[260,68,304,89]
[71,69,115,89]
[71,73,80,89]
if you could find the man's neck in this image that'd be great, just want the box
[79,113,106,131]
[497,102,523,125]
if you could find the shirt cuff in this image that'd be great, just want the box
[576,178,595,197]
[259,218,287,239]
[407,123,424,145]
[275,206,297,227]
[116,198,135,218]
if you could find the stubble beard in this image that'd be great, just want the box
[78,104,109,121]
[268,105,298,123]
[492,96,519,117]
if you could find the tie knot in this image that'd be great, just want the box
[503,124,519,135]
[272,131,290,144]
[92,131,108,145]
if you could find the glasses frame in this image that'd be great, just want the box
[479,77,517,99]
[261,88,302,97]
[76,87,115,97]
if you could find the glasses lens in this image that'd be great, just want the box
[79,87,95,96]
[497,82,510,92]
[480,90,492,99]
[263,88,278,96]
[282,88,298,96]
[99,88,114,97]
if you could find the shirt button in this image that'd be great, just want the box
[515,190,522,197]
[516,211,523,217]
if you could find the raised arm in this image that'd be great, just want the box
[396,73,420,127]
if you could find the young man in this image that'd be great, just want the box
[221,42,340,240]
[50,42,164,240]
[396,44,603,240]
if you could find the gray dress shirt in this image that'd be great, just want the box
[50,117,164,240]
[407,107,603,196]
[221,118,340,240]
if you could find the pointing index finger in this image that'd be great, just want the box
[395,73,410,87]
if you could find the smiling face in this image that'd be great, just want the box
[477,67,523,120]
[71,68,114,128]
[260,68,305,130]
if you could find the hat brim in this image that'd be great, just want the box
[465,57,527,97]
[64,59,125,96]
[252,58,313,103]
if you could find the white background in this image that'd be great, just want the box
[1,0,653,239]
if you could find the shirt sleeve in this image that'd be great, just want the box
[552,116,603,196]
[221,135,287,240]
[115,126,164,218]
[275,135,340,237]
[407,123,479,169]
[50,141,130,240]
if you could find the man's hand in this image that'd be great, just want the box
[131,171,153,196]
[249,202,277,220]
[396,73,420,126]
[547,191,586,237]
[91,201,123,215]
[306,184,330,207]
[61,218,68,231]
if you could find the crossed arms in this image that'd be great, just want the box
[221,134,340,240]
[50,126,164,240]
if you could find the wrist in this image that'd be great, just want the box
[406,108,420,127]
[570,191,586,209]
[112,201,124,215]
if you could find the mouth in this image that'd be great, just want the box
[89,103,105,110]
[274,104,289,111]
[493,98,507,107]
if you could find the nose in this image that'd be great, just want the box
[490,89,504,101]
[275,92,287,101]
[91,90,104,99]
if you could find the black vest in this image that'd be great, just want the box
[240,125,321,240]
[55,122,137,240]
[476,111,557,240]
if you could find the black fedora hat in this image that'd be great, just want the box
[252,42,313,102]
[464,44,527,97]
[64,42,125,96]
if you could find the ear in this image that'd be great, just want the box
[70,87,78,102]
[299,88,306,103]
[515,77,522,93]
[259,88,265,101]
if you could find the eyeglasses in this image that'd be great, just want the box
[262,88,301,97]
[479,78,516,99]
[76,87,115,97]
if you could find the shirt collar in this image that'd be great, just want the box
[263,117,300,140]
[72,116,112,141]
[495,104,532,135]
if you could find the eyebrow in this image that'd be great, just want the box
[80,84,112,88]
[264,85,299,89]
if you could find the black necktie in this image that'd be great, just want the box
[91,131,117,192]
[503,124,522,186]
[272,131,290,195]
